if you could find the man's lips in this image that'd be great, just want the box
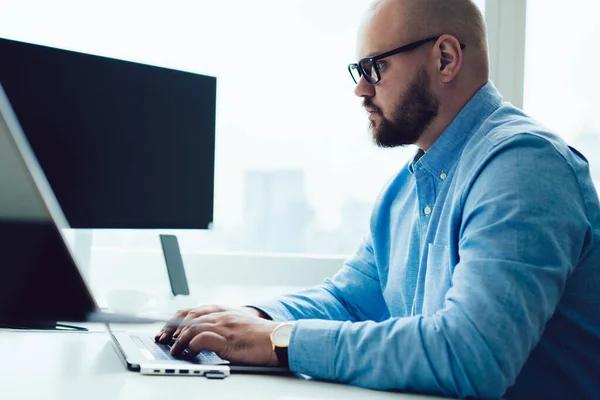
[366,108,381,121]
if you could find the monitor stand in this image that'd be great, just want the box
[160,234,191,297]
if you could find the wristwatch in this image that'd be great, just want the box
[270,322,295,368]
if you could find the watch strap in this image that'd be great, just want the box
[274,345,289,368]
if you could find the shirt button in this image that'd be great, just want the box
[424,206,432,215]
[440,172,447,180]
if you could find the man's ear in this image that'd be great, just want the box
[435,35,463,83]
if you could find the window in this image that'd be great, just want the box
[2,0,485,258]
[523,0,600,188]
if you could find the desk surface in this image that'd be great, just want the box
[0,328,449,400]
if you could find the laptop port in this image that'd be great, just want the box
[165,369,175,374]
[205,371,226,379]
[154,370,160,373]
[179,370,189,374]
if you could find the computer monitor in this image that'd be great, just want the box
[0,37,216,229]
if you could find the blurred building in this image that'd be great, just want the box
[242,170,314,253]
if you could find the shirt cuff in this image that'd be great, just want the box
[245,300,295,321]
[289,319,343,381]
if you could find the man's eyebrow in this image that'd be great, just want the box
[365,53,379,58]
[361,50,385,59]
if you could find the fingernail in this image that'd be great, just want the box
[160,334,166,342]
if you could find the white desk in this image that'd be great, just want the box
[0,328,449,400]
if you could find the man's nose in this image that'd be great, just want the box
[354,75,375,98]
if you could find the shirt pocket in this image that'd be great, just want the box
[423,243,451,316]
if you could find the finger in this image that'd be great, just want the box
[194,312,222,325]
[174,309,226,340]
[188,331,228,357]
[160,305,227,343]
[159,305,224,343]
[170,320,219,355]
[170,324,197,355]
[173,312,202,340]
[157,308,191,342]
[173,304,225,338]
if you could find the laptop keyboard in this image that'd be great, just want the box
[133,335,229,365]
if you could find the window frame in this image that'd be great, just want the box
[485,0,527,109]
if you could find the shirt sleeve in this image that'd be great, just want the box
[285,135,592,399]
[249,234,390,323]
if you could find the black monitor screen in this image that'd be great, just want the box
[0,37,216,229]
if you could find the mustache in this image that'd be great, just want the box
[362,99,382,114]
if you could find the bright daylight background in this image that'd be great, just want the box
[523,0,600,188]
[2,0,598,265]
[0,0,483,258]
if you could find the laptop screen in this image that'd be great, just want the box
[0,83,97,326]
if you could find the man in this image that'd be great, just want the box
[156,0,600,398]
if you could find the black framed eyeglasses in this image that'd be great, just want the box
[348,36,466,85]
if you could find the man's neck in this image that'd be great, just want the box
[415,81,486,151]
[415,115,456,152]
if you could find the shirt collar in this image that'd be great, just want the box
[409,80,503,177]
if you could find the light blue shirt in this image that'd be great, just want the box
[253,81,600,399]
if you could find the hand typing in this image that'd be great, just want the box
[155,305,281,367]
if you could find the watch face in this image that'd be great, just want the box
[272,323,295,347]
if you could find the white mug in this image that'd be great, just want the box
[105,289,157,314]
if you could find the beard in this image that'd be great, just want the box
[365,68,439,148]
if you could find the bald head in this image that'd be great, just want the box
[366,0,489,79]
[405,0,488,77]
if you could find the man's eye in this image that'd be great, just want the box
[375,61,386,70]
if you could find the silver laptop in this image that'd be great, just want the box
[0,82,289,377]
